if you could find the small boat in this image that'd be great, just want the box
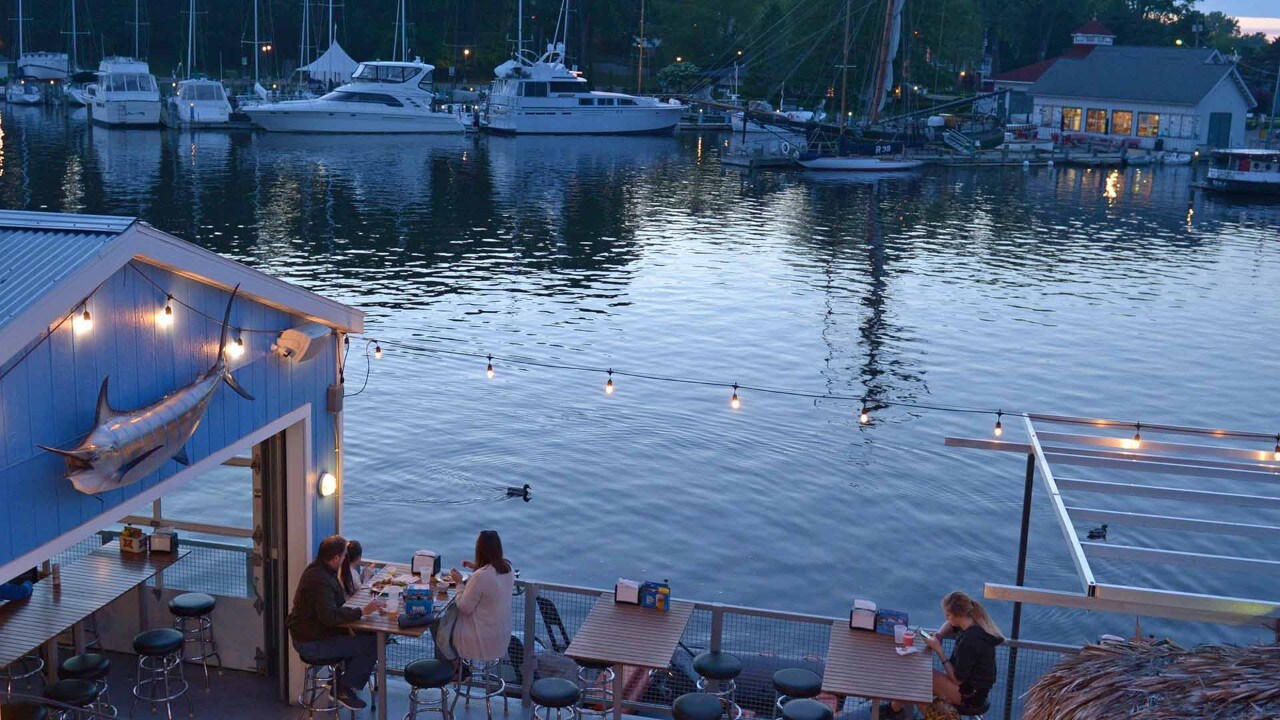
[5,78,45,105]
[1197,149,1280,196]
[243,60,465,134]
[798,155,922,171]
[166,78,233,127]
[86,57,162,126]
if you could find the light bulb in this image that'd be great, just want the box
[165,295,173,316]
[1273,436,1279,462]
[374,344,383,359]
[859,406,870,425]
[226,335,245,359]
[730,384,741,410]
[73,308,93,335]
[485,355,495,379]
[604,370,615,395]
[1132,424,1142,449]
[157,296,174,327]
[319,472,338,497]
[994,411,1003,437]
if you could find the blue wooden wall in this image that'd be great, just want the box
[0,260,340,569]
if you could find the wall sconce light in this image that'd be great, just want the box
[319,472,338,497]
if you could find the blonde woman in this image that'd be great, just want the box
[886,591,1004,718]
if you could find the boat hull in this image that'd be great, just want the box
[18,52,69,81]
[483,105,681,135]
[244,104,465,133]
[797,156,922,171]
[5,86,44,105]
[1199,178,1280,196]
[90,99,162,126]
[66,86,88,106]
[164,99,232,127]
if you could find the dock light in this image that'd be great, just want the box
[486,355,495,379]
[859,405,870,425]
[994,411,1003,437]
[374,344,383,359]
[1175,38,1183,46]
[730,384,741,410]
[73,307,93,335]
[604,369,615,395]
[676,56,683,63]
[319,472,338,497]
[227,335,245,359]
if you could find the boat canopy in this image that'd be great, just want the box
[298,40,359,85]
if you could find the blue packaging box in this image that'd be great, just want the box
[638,581,671,611]
[404,584,434,617]
[875,608,908,635]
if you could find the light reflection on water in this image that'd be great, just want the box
[3,105,1279,646]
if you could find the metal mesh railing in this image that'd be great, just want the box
[49,531,254,599]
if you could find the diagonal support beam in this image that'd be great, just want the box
[1024,416,1096,595]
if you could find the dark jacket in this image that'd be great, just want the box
[287,560,362,643]
[949,624,1003,709]
[0,581,33,602]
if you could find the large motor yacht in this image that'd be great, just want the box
[482,44,682,135]
[166,78,233,127]
[243,60,464,134]
[18,51,69,81]
[85,57,161,126]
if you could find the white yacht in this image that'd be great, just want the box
[6,78,45,105]
[85,58,161,126]
[18,51,69,81]
[483,44,682,135]
[166,78,233,127]
[243,60,464,133]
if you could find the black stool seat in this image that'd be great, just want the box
[298,650,347,667]
[169,592,216,617]
[530,678,581,708]
[44,678,102,707]
[0,702,50,720]
[772,668,821,698]
[574,657,614,670]
[693,651,743,680]
[781,699,832,720]
[60,652,111,681]
[673,692,726,720]
[405,659,455,688]
[133,628,184,656]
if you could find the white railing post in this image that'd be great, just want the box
[522,583,539,706]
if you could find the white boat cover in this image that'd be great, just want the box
[298,40,358,85]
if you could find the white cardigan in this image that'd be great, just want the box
[452,564,515,661]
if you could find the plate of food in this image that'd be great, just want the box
[371,574,420,593]
[435,571,469,586]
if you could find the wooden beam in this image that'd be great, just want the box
[1025,416,1096,594]
[1045,450,1280,484]
[1055,477,1280,508]
[1037,431,1280,467]
[984,583,1279,628]
[1066,506,1280,539]
[944,437,1033,453]
[1082,542,1280,575]
[222,456,253,467]
[1026,413,1276,443]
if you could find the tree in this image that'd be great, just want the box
[656,61,701,92]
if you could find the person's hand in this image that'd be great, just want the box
[924,635,942,653]
[448,567,464,582]
[362,599,385,616]
[462,560,476,570]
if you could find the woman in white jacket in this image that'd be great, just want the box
[447,530,515,663]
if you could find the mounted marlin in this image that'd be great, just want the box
[39,286,254,495]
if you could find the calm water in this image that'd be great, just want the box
[5,105,1279,647]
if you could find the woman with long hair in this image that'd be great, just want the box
[340,540,366,598]
[447,530,515,662]
[886,591,1004,718]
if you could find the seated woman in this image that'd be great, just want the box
[888,591,1004,718]
[340,540,369,598]
[447,530,515,664]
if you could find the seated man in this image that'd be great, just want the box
[288,535,383,709]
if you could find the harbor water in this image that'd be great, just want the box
[4,105,1278,647]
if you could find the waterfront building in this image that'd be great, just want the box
[0,210,362,698]
[984,20,1115,119]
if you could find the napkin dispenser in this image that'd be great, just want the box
[412,551,441,577]
[850,599,877,630]
[150,527,179,553]
[404,584,435,617]
[614,578,641,605]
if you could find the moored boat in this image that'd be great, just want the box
[5,78,45,105]
[1198,148,1280,195]
[798,155,922,171]
[86,57,161,126]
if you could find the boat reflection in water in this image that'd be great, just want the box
[87,123,163,208]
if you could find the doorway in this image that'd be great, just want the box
[1207,112,1231,148]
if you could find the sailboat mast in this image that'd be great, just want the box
[838,0,852,127]
[16,0,23,60]
[518,0,524,55]
[69,0,77,72]
[401,0,407,61]
[300,0,309,71]
[328,0,334,48]
[636,0,644,93]
[187,0,195,79]
[253,0,259,85]
[868,0,899,124]
[134,0,139,58]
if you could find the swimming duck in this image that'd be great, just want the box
[1087,524,1108,540]
[506,484,531,499]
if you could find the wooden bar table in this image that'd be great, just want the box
[341,564,457,720]
[566,593,695,720]
[0,541,189,680]
[821,620,933,720]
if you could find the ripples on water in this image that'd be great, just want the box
[4,105,1279,646]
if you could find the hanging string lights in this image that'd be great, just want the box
[486,355,495,379]
[730,384,741,410]
[994,411,1004,437]
[374,344,383,360]
[226,335,246,359]
[1274,435,1280,462]
[859,405,870,425]
[157,295,175,327]
[605,369,615,395]
[73,305,93,335]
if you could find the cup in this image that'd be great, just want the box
[893,624,907,645]
[384,588,401,615]
[902,629,915,648]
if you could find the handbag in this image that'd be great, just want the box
[432,601,461,663]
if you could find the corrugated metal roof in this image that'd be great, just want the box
[0,212,134,330]
[1029,47,1243,106]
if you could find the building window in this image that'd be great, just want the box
[1137,112,1160,137]
[1111,111,1133,135]
[1061,107,1082,132]
[1085,109,1107,134]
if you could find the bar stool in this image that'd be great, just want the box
[450,658,507,720]
[169,592,221,690]
[573,658,615,718]
[59,653,116,717]
[770,668,821,719]
[780,699,832,720]
[44,678,102,720]
[296,650,347,719]
[692,652,743,720]
[0,701,51,720]
[403,659,454,720]
[529,678,581,720]
[1,655,45,695]
[672,693,725,720]
[130,627,192,720]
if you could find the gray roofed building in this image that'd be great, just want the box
[1029,47,1255,107]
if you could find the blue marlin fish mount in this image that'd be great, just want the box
[38,286,254,495]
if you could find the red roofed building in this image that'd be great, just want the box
[985,20,1115,118]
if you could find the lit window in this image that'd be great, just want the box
[1061,107,1082,132]
[1111,111,1133,135]
[1085,109,1107,133]
[1137,113,1160,137]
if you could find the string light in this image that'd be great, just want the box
[730,383,741,410]
[486,355,495,379]
[157,295,175,327]
[374,344,383,360]
[73,306,93,335]
[604,369,615,395]
[994,411,1003,437]
[859,405,870,425]
[226,335,245,359]
[1273,435,1279,462]
[1129,422,1142,449]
